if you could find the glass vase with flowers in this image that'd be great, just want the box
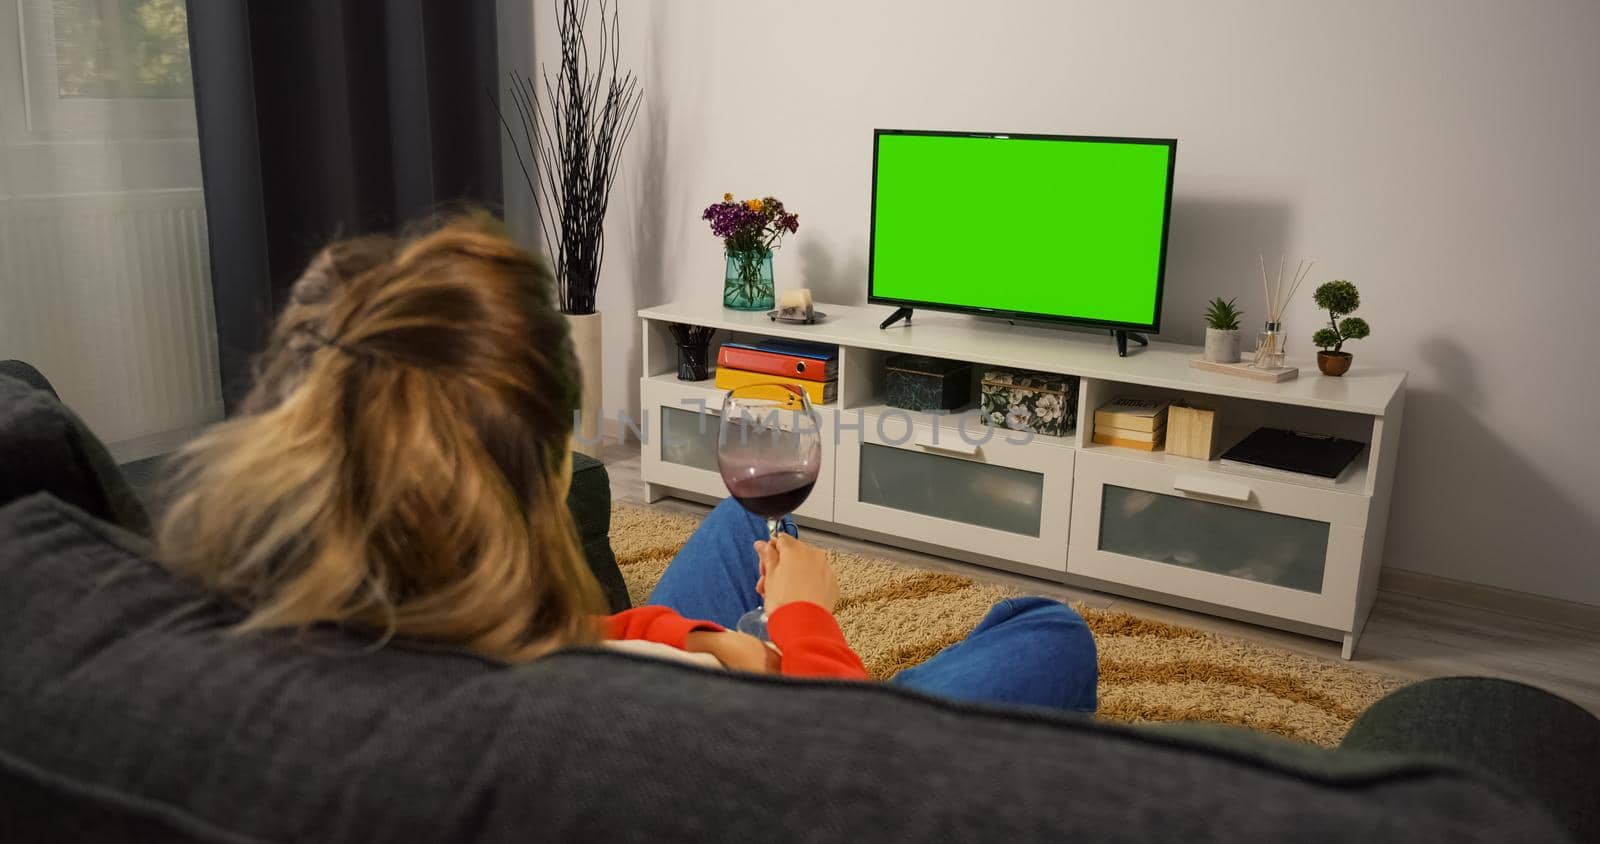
[703,194,799,311]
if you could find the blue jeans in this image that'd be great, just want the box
[647,498,1098,713]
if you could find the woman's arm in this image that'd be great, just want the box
[599,536,868,680]
[602,604,862,678]
[757,536,869,680]
[766,601,868,679]
[601,605,723,649]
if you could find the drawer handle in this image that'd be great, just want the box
[914,431,979,456]
[1173,475,1252,503]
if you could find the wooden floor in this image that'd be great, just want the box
[596,442,1600,716]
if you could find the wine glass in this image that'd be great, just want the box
[717,382,823,640]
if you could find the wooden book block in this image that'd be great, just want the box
[1166,404,1218,460]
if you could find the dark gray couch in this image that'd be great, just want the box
[0,494,1578,842]
[0,369,1588,842]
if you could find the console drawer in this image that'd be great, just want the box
[834,413,1071,570]
[1068,451,1366,628]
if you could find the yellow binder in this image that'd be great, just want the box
[713,367,836,405]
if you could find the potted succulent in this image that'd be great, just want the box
[1203,297,1243,363]
[1310,280,1371,376]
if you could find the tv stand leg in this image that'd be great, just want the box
[1112,330,1149,357]
[879,307,914,330]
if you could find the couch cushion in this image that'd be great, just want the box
[0,375,151,536]
[0,494,1568,843]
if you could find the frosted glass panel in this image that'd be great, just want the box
[660,406,719,471]
[1099,486,1328,592]
[858,443,1043,537]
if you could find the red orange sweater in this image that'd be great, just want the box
[601,602,867,680]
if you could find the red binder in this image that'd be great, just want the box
[716,343,837,382]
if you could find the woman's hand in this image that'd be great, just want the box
[754,534,839,613]
[683,630,780,673]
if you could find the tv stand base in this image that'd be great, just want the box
[878,307,914,329]
[1112,329,1149,357]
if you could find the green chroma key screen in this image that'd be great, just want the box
[869,131,1174,330]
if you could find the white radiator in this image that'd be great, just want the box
[0,189,223,462]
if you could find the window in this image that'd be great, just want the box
[13,0,196,139]
[1,0,219,458]
[51,0,192,99]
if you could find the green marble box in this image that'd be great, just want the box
[884,354,972,411]
[980,368,1079,437]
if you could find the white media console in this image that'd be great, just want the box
[637,300,1406,659]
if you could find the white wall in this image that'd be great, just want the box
[503,0,1600,606]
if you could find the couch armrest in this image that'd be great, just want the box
[0,371,152,538]
[567,453,629,613]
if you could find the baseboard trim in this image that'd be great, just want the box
[604,416,645,446]
[571,419,631,458]
[106,413,221,464]
[1379,568,1600,632]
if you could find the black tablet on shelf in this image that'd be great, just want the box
[1219,428,1366,480]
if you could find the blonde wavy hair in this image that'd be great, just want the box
[159,215,603,660]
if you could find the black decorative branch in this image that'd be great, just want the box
[493,0,643,315]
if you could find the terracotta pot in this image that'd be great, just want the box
[1317,350,1353,377]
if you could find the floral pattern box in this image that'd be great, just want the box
[980,368,1079,437]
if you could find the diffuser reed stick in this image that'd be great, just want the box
[1260,254,1272,320]
[1259,254,1316,324]
[1279,259,1314,321]
[1277,255,1286,318]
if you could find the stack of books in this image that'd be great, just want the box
[714,339,838,404]
[1092,396,1169,451]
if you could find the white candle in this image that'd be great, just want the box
[778,288,813,311]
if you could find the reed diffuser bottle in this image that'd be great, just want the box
[1254,255,1313,370]
[1253,321,1285,369]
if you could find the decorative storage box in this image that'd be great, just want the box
[981,368,1079,437]
[885,354,972,411]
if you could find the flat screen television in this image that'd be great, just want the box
[868,129,1176,335]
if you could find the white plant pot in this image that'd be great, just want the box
[1204,327,1241,363]
[565,311,604,454]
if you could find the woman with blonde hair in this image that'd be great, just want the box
[161,215,1097,708]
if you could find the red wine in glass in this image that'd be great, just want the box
[726,471,817,521]
[717,383,823,641]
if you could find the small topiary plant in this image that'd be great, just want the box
[1311,280,1370,353]
[1204,297,1243,331]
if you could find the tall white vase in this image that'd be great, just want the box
[564,311,604,454]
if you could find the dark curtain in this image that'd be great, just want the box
[186,1,502,411]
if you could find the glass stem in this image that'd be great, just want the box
[757,517,781,622]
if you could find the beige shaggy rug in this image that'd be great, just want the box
[610,503,1405,747]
